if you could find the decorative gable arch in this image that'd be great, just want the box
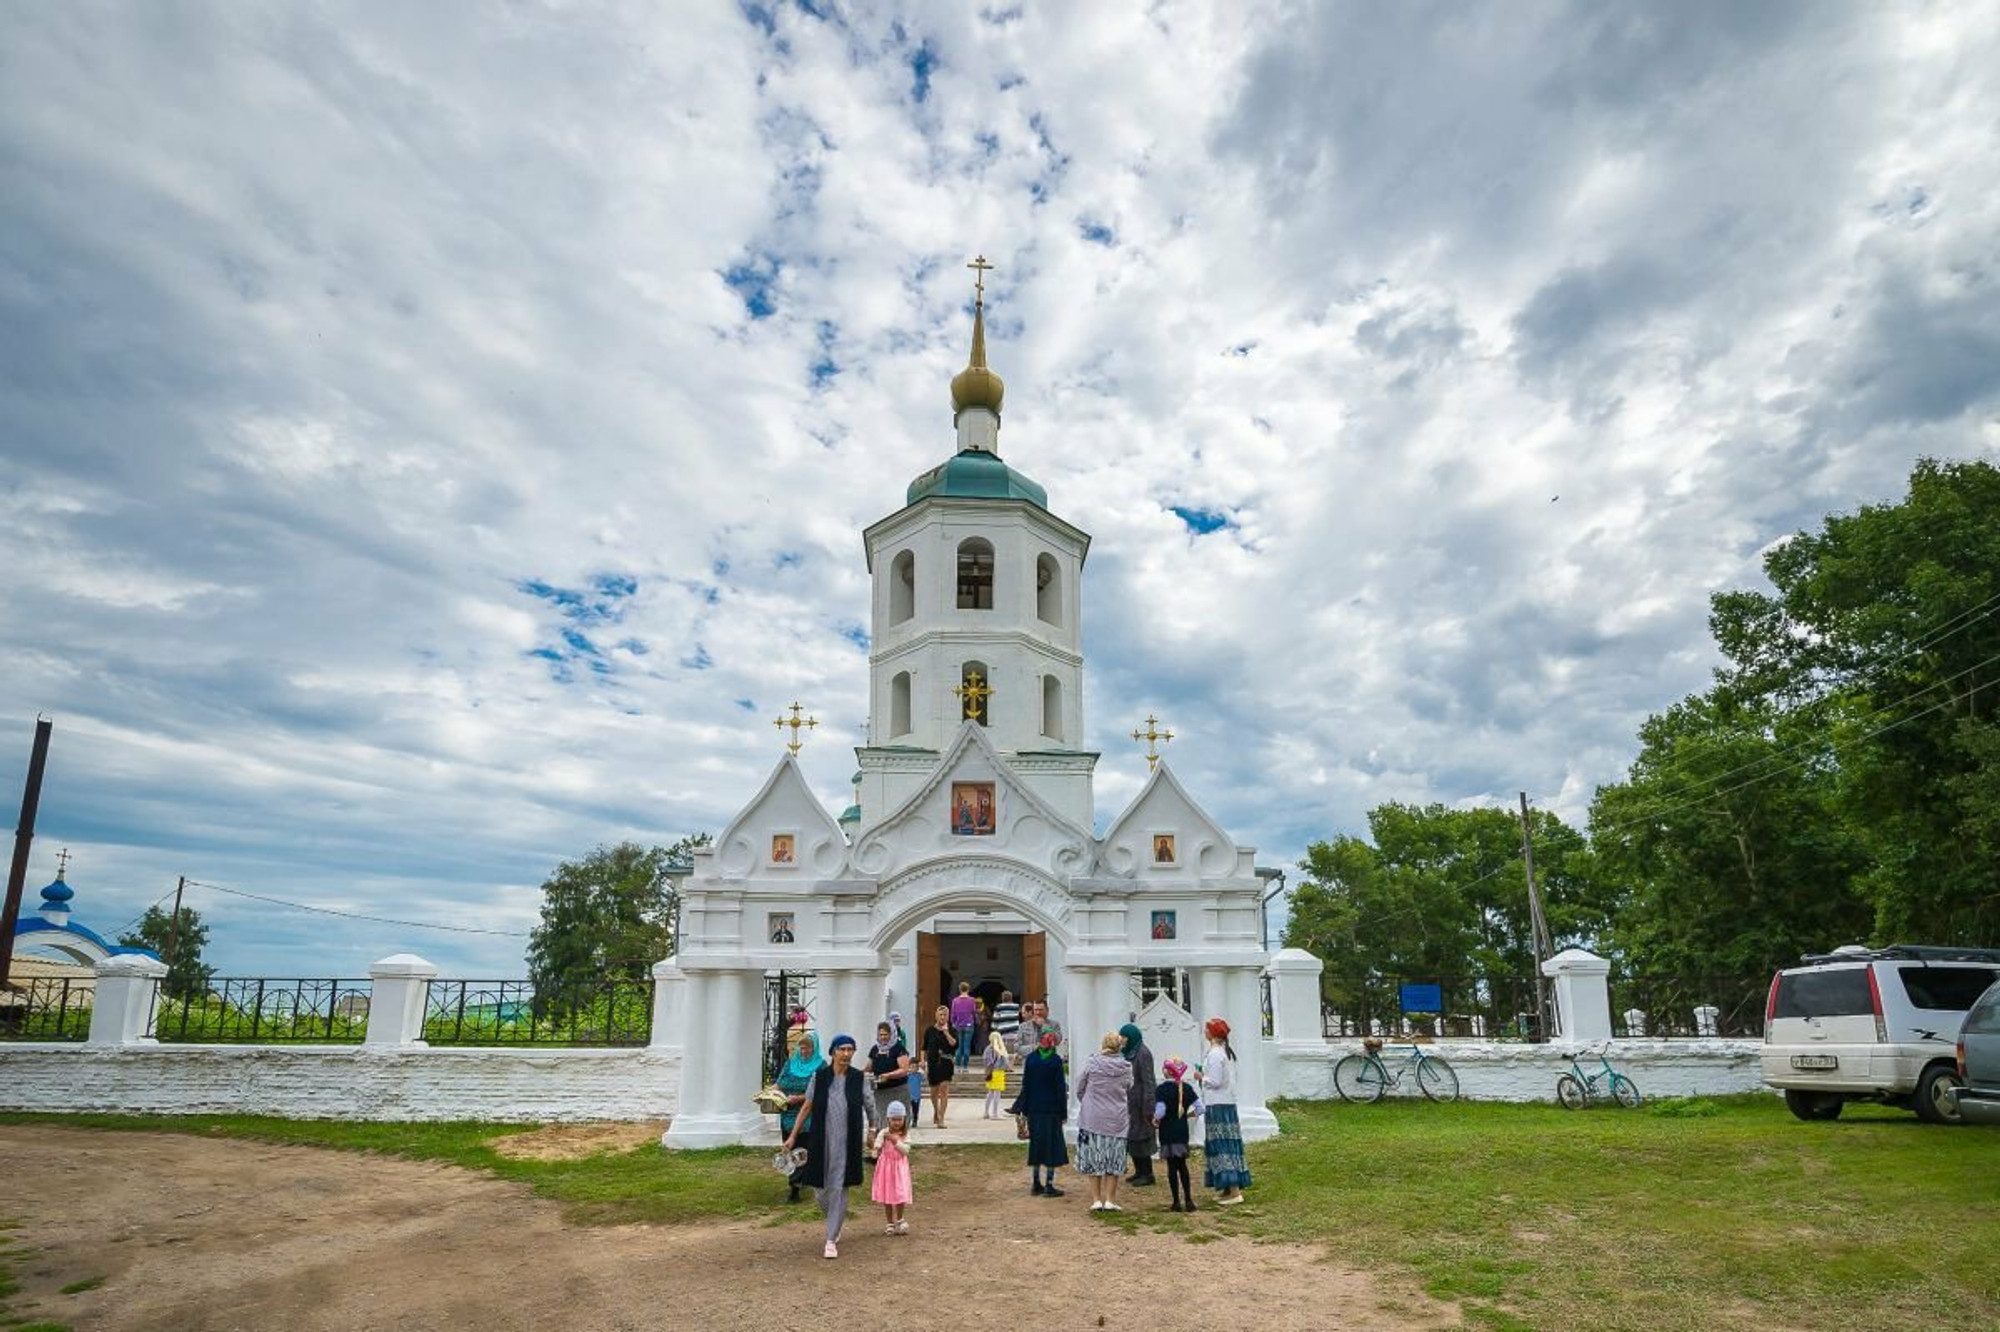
[868,854,1077,953]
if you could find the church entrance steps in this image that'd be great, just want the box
[899,1109,1036,1146]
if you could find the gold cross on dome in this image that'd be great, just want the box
[1131,715,1174,769]
[774,702,818,755]
[952,671,994,723]
[967,254,993,302]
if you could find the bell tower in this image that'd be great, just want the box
[855,256,1097,830]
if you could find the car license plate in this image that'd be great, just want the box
[1790,1054,1838,1070]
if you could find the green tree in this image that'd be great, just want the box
[117,905,216,1004]
[1709,457,2000,942]
[525,835,708,1001]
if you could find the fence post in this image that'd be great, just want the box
[1623,1007,1647,1038]
[1693,1004,1720,1038]
[651,953,686,1051]
[1541,948,1613,1043]
[88,953,167,1046]
[1265,948,1326,1045]
[366,953,436,1047]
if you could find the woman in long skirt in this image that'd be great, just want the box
[1198,1017,1251,1205]
[1011,1028,1070,1197]
[784,1032,868,1257]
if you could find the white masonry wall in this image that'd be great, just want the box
[1269,1038,1768,1102]
[0,1044,680,1122]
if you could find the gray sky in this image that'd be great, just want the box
[3,1,1997,974]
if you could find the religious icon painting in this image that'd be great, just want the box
[950,781,997,836]
[1151,910,1177,940]
[1152,833,1176,864]
[768,912,795,945]
[769,833,796,865]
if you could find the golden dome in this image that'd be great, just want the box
[950,299,1005,418]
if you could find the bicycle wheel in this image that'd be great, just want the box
[1555,1072,1586,1110]
[1417,1055,1460,1102]
[1334,1054,1385,1103]
[1610,1073,1642,1109]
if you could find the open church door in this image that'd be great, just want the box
[916,931,940,1025]
[1022,931,1046,1004]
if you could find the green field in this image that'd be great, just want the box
[3,1096,1995,1330]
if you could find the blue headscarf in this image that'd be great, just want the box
[784,1030,824,1083]
[830,1033,857,1053]
[1119,1022,1144,1062]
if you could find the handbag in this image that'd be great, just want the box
[1016,1114,1030,1140]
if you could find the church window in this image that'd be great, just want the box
[1036,553,1061,625]
[956,538,995,610]
[1041,675,1062,740]
[889,550,915,625]
[890,671,912,738]
[958,660,991,726]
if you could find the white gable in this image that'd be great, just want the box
[1100,760,1255,880]
[708,754,849,880]
[850,721,1093,881]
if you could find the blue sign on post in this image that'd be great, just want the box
[1400,982,1443,1014]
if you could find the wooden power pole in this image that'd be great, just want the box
[1519,791,1555,1042]
[1,717,56,990]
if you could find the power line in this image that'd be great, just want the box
[183,880,530,937]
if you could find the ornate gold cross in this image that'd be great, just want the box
[967,253,993,302]
[1131,714,1174,769]
[55,847,70,878]
[774,701,818,755]
[952,671,994,723]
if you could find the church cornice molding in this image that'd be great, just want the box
[863,497,1092,570]
[869,630,1084,669]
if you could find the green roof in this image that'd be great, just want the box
[907,449,1048,509]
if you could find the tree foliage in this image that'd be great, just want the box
[117,904,216,1004]
[1591,457,2000,972]
[525,835,708,1000]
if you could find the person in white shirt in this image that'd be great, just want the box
[1197,1017,1251,1205]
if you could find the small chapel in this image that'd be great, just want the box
[660,260,1277,1148]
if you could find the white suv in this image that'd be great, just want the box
[1761,944,2000,1124]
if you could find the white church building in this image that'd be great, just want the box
[660,267,1277,1148]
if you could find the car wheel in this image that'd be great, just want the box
[1784,1089,1843,1122]
[1913,1064,1964,1125]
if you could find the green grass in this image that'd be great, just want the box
[5,1099,1996,1330]
[52,1280,100,1297]
[1175,1096,2000,1331]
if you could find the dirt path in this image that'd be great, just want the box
[0,1126,1457,1331]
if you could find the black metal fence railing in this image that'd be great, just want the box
[423,978,654,1047]
[0,977,95,1042]
[1609,976,1770,1039]
[761,971,816,1083]
[150,978,371,1043]
[1320,975,1545,1042]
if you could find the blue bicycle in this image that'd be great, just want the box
[1556,1041,1641,1109]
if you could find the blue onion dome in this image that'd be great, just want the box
[40,875,74,906]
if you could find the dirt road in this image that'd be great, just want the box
[0,1126,1456,1330]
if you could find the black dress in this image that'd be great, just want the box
[796,1064,866,1191]
[1011,1050,1070,1168]
[1156,1079,1198,1159]
[922,1026,957,1084]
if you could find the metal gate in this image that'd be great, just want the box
[761,970,818,1084]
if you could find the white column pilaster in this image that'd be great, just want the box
[364,953,436,1047]
[87,953,167,1046]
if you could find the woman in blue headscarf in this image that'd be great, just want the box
[776,1029,824,1203]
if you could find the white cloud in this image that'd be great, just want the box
[2,1,1997,971]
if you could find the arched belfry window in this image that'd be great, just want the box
[890,671,912,738]
[959,660,991,727]
[956,538,994,610]
[889,550,915,625]
[1041,675,1062,740]
[1036,553,1061,625]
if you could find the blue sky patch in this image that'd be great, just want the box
[910,41,936,103]
[738,2,776,34]
[736,698,757,712]
[837,622,870,650]
[809,319,838,387]
[681,642,715,670]
[721,253,782,319]
[1079,220,1116,246]
[618,637,649,655]
[1171,505,1233,535]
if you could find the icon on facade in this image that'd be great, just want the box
[1152,833,1176,864]
[769,912,795,944]
[950,782,997,836]
[771,833,796,864]
[1151,910,1177,940]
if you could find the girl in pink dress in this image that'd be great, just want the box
[872,1100,914,1234]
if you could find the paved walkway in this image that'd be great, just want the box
[901,1110,1027,1146]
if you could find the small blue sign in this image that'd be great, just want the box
[1400,982,1443,1014]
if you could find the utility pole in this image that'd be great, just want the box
[1519,791,1555,1043]
[161,875,188,991]
[1,717,56,990]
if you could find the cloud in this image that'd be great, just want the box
[2,1,1996,973]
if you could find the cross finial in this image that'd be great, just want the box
[54,847,71,878]
[1131,715,1174,769]
[773,701,818,755]
[952,670,994,723]
[967,253,994,304]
